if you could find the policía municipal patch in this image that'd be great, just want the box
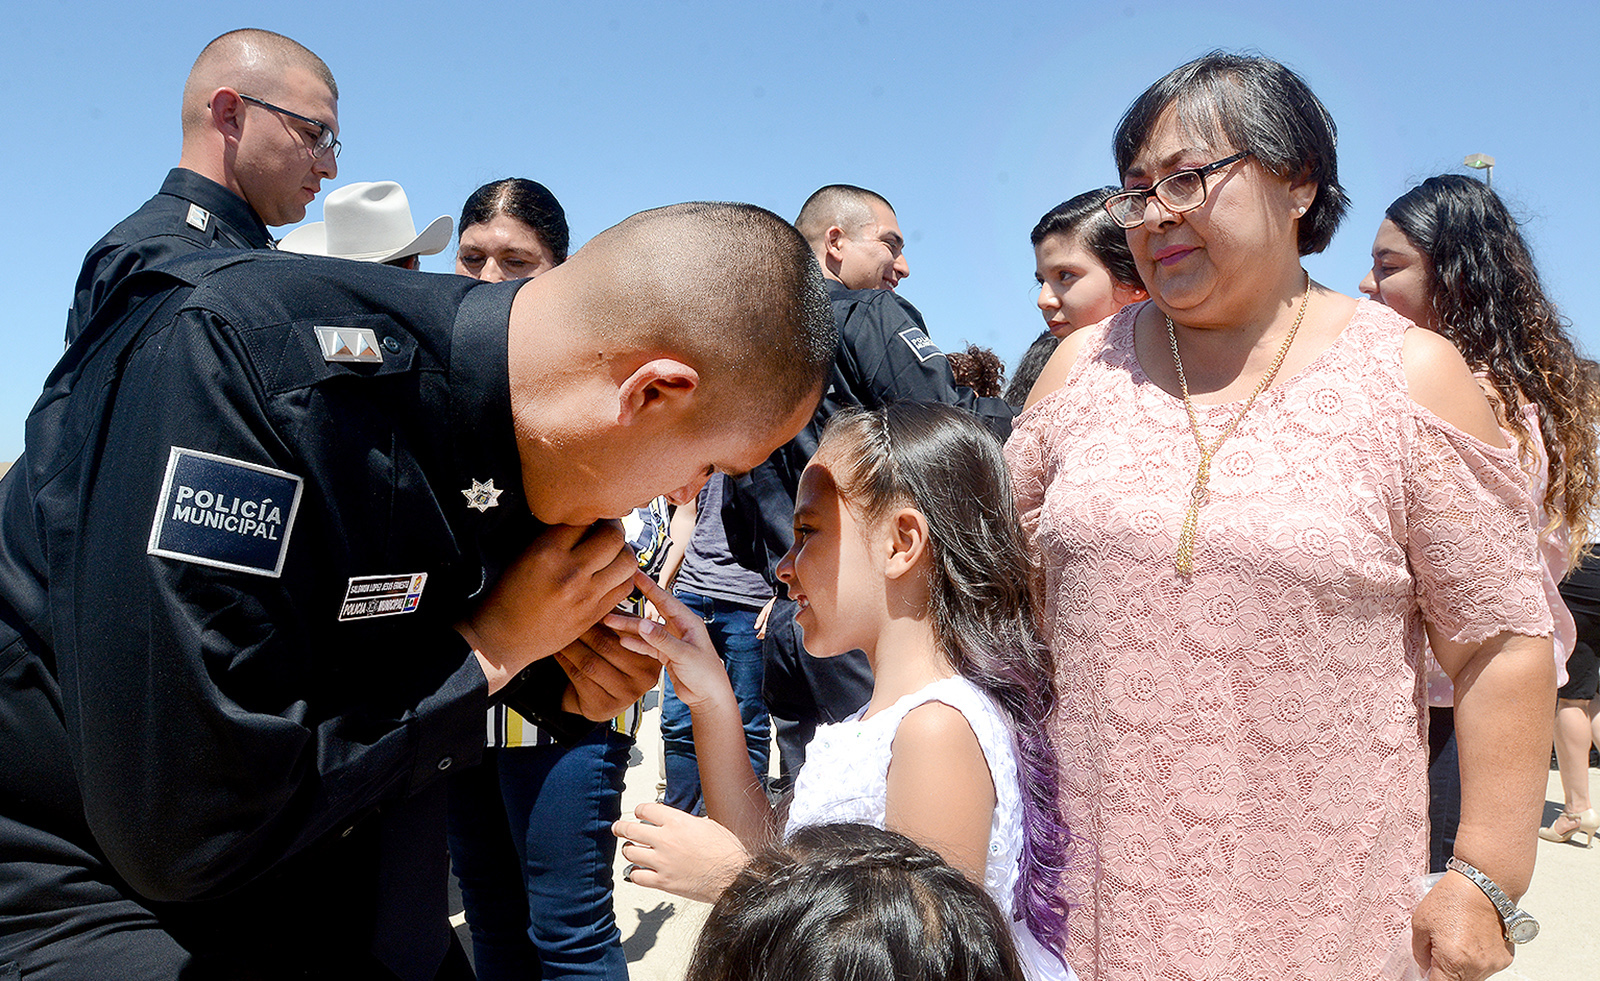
[339,573,428,621]
[897,327,944,363]
[147,447,304,577]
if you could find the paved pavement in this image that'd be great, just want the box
[1487,773,1598,980]
[604,698,1599,981]
[609,695,711,981]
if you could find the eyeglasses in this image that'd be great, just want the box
[1103,151,1250,229]
[239,94,341,159]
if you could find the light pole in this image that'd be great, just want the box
[1463,153,1495,188]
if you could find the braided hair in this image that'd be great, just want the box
[813,403,1074,960]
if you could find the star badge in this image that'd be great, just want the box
[462,478,503,512]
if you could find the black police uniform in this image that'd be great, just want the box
[0,250,585,980]
[724,279,1016,784]
[65,168,274,343]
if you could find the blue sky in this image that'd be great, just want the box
[3,0,1595,461]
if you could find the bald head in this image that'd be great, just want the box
[563,202,836,425]
[182,30,336,137]
[795,184,909,290]
[176,29,338,227]
[795,185,894,251]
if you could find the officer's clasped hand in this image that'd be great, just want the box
[458,520,638,694]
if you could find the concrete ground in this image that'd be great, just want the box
[602,698,1599,981]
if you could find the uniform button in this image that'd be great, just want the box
[382,336,401,352]
[437,757,452,770]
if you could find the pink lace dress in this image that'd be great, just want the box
[1424,401,1573,705]
[1003,300,1551,981]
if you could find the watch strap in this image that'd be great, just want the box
[1445,856,1533,941]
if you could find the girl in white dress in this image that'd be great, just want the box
[610,404,1075,980]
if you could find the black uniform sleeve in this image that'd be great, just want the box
[66,228,211,344]
[499,657,600,744]
[47,300,488,902]
[834,292,1015,440]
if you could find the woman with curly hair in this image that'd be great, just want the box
[1361,172,1600,857]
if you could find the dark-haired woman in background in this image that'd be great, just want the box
[1031,188,1147,339]
[1361,174,1600,855]
[1004,332,1062,410]
[446,177,640,981]
[455,177,570,281]
[1010,53,1554,980]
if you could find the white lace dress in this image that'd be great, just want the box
[785,676,1075,981]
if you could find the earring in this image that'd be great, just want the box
[1296,206,1307,216]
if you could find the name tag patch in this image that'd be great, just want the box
[898,328,944,363]
[147,447,303,578]
[340,573,428,621]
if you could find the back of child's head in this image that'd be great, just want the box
[812,404,1074,956]
[685,823,1026,981]
[947,344,1006,398]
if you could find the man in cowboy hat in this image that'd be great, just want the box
[66,28,339,342]
[279,181,453,269]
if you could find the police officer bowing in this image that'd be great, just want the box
[0,202,834,980]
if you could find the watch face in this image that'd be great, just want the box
[1507,914,1539,944]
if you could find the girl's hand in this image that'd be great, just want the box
[604,571,733,711]
[613,801,750,904]
[754,596,776,639]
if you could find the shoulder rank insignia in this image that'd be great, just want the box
[185,203,211,231]
[462,478,503,512]
[315,325,384,364]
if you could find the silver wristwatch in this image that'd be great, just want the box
[1445,856,1539,943]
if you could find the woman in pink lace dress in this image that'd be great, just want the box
[1005,53,1556,981]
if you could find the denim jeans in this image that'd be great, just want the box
[662,591,770,813]
[446,728,632,981]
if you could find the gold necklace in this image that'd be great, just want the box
[1168,272,1311,575]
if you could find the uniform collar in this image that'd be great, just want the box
[157,168,273,248]
[447,280,532,547]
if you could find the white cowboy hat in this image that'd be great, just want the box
[279,181,452,263]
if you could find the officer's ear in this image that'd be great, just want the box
[616,358,700,428]
[823,224,850,263]
[208,88,246,142]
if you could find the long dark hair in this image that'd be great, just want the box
[815,403,1072,959]
[686,823,1026,981]
[458,177,570,263]
[1386,174,1600,558]
[1003,331,1062,409]
[1031,187,1144,291]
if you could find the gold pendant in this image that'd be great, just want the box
[1176,457,1210,575]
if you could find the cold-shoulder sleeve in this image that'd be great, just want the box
[1403,407,1552,646]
